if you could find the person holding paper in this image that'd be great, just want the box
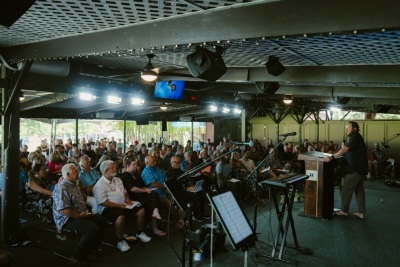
[119,157,166,236]
[93,160,151,252]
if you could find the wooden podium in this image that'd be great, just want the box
[297,151,334,219]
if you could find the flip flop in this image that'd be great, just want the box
[353,213,366,220]
[153,229,167,236]
[334,210,349,216]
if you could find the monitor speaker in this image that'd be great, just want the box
[0,0,36,27]
[186,46,227,82]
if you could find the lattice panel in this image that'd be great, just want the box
[0,0,257,46]
[72,30,400,71]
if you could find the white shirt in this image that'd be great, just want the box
[239,157,256,173]
[92,176,126,214]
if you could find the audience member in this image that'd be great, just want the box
[93,160,151,252]
[119,157,166,236]
[25,163,53,221]
[53,163,107,267]
[79,155,100,214]
[141,155,184,229]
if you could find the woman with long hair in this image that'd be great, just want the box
[119,158,166,236]
[25,163,53,222]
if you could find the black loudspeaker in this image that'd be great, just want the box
[266,56,286,77]
[374,104,391,113]
[136,118,149,125]
[0,0,36,27]
[337,97,351,105]
[186,46,227,82]
[255,82,280,94]
[162,119,167,131]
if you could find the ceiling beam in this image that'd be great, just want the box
[3,0,400,61]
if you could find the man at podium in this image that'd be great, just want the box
[324,121,368,219]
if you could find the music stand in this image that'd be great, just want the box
[207,191,256,251]
[165,180,198,267]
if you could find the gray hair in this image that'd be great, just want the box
[100,160,114,175]
[62,163,77,180]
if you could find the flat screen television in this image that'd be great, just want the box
[154,80,185,100]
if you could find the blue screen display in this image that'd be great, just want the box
[154,80,185,100]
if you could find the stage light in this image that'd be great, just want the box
[222,107,230,114]
[107,96,121,104]
[132,98,144,105]
[141,54,157,82]
[233,108,242,114]
[160,103,167,110]
[210,105,218,112]
[266,56,286,76]
[79,92,96,101]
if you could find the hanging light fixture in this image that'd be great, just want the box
[283,96,293,104]
[160,103,167,110]
[141,54,157,82]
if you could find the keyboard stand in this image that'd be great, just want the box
[258,181,312,264]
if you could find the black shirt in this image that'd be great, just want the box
[346,132,368,175]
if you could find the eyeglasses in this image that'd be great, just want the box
[172,161,181,164]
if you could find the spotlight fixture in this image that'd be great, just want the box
[233,108,242,114]
[80,92,96,101]
[141,54,157,82]
[266,55,286,76]
[107,96,121,104]
[160,103,167,111]
[222,107,231,114]
[330,106,341,111]
[210,105,218,112]
[283,96,293,104]
[132,98,145,105]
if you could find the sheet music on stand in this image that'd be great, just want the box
[207,191,256,251]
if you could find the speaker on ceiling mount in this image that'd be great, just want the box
[0,0,36,28]
[162,118,167,132]
[255,82,280,94]
[186,46,227,82]
[266,56,286,77]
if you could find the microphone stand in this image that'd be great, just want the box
[245,136,288,237]
[176,147,241,181]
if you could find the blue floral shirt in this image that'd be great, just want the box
[52,179,87,229]
[141,166,167,198]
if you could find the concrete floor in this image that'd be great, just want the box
[1,178,399,267]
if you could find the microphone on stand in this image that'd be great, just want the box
[279,132,297,137]
[231,140,255,147]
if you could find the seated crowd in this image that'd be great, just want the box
[2,135,392,266]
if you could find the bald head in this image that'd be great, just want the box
[145,155,157,168]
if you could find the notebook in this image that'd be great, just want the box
[190,179,204,193]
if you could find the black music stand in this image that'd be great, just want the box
[207,191,256,251]
[165,180,198,267]
[259,174,312,264]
